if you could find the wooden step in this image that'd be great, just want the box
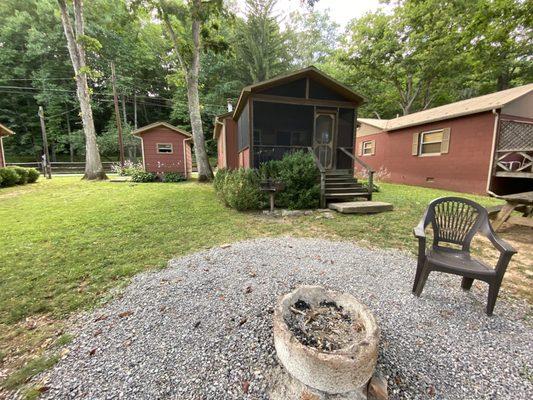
[326,187,365,194]
[329,201,393,214]
[325,192,370,198]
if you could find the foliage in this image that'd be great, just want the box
[130,170,157,182]
[234,0,291,84]
[26,168,40,183]
[0,168,20,187]
[163,172,186,182]
[111,160,144,176]
[11,166,29,184]
[260,151,320,209]
[213,168,265,210]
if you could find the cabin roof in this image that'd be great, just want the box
[132,122,192,138]
[232,66,365,120]
[361,84,533,132]
[0,123,15,137]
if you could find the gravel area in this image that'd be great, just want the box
[41,238,532,399]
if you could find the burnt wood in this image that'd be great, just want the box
[412,197,516,316]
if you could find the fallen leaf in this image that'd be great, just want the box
[242,380,250,393]
[118,311,133,318]
[89,348,97,356]
[94,315,108,322]
[245,286,253,294]
[239,317,247,326]
[194,321,201,329]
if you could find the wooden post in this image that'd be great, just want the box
[111,62,125,167]
[38,106,52,179]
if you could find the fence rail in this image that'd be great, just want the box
[6,161,116,175]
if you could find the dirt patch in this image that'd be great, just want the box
[284,299,365,352]
[472,224,533,304]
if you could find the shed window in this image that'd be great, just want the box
[362,140,375,156]
[157,143,173,154]
[420,130,443,155]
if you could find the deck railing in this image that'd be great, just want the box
[307,147,326,208]
[339,147,375,200]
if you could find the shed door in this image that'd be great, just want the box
[314,112,336,169]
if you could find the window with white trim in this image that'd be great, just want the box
[419,130,443,155]
[362,140,375,156]
[157,143,173,154]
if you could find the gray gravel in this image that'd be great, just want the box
[41,238,532,399]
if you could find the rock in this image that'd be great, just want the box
[323,212,334,219]
[368,374,388,400]
[282,210,305,217]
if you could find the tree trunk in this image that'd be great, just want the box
[58,0,106,180]
[186,11,213,181]
[122,95,127,125]
[133,93,138,129]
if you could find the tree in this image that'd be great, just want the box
[142,0,222,182]
[57,0,107,179]
[235,0,290,84]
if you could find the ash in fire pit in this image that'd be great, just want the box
[285,299,365,352]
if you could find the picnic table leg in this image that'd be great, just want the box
[492,203,515,231]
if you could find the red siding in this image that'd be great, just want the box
[185,141,192,177]
[355,111,496,194]
[217,117,239,170]
[0,137,5,167]
[225,118,239,169]
[239,148,250,168]
[140,126,190,175]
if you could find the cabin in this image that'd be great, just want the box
[215,66,374,206]
[132,122,193,178]
[356,84,533,195]
[0,123,14,168]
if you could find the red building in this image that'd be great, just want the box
[0,123,14,168]
[133,122,193,178]
[356,84,533,195]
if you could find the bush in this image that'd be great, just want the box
[11,166,29,184]
[213,168,265,211]
[26,168,40,183]
[261,151,320,209]
[163,172,186,182]
[130,170,157,183]
[0,167,20,187]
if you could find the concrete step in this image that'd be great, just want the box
[329,201,394,214]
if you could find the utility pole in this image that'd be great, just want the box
[110,62,125,167]
[38,106,52,179]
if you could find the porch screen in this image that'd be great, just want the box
[238,102,250,151]
[252,100,314,168]
[336,108,355,169]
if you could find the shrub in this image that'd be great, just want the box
[11,166,29,184]
[163,172,186,182]
[213,168,265,211]
[0,167,20,187]
[26,168,40,183]
[262,151,320,209]
[130,170,157,182]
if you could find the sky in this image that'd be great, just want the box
[234,0,391,29]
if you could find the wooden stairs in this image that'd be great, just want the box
[325,170,371,203]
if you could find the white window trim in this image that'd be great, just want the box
[157,143,174,154]
[361,140,374,156]
[419,129,443,156]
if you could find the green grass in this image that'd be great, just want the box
[0,176,507,395]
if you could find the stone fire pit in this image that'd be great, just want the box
[272,285,380,399]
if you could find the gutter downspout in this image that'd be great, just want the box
[486,109,500,194]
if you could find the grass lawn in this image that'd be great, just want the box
[0,176,529,397]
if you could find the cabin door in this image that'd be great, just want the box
[313,111,336,170]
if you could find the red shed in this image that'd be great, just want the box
[133,122,193,178]
[0,123,15,168]
[356,84,533,195]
